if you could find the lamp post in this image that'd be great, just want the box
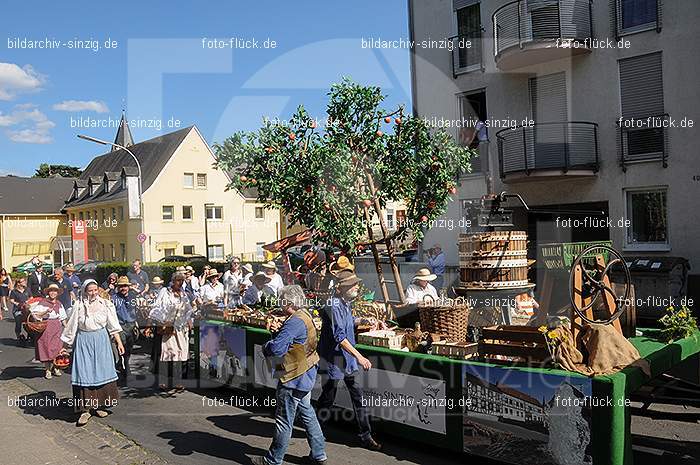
[77,134,145,262]
[204,202,213,261]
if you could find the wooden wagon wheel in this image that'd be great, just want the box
[568,244,631,325]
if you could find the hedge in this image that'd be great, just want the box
[95,261,229,286]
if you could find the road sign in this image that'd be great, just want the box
[137,233,148,244]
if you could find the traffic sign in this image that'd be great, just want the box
[137,233,148,244]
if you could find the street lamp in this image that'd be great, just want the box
[77,134,145,262]
[204,202,213,261]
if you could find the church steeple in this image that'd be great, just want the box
[113,109,134,150]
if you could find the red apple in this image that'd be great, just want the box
[362,199,372,207]
[310,120,317,129]
[420,215,428,222]
[376,130,383,137]
[428,201,436,209]
[395,117,402,125]
[449,186,457,194]
[384,116,391,124]
[305,185,312,193]
[239,175,248,182]
[289,133,296,140]
[250,178,257,184]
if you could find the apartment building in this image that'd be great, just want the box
[409,0,699,292]
[64,117,280,263]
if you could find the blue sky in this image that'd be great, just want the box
[0,1,412,176]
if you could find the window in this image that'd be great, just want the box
[183,173,194,188]
[111,208,116,221]
[453,2,481,74]
[617,0,658,35]
[120,243,126,261]
[208,244,224,261]
[618,53,666,164]
[164,248,176,257]
[182,205,193,220]
[101,209,106,222]
[206,205,223,220]
[70,213,75,222]
[93,210,98,221]
[196,173,207,188]
[86,211,91,220]
[625,187,669,250]
[162,205,174,221]
[387,210,394,229]
[183,245,195,255]
[255,206,265,219]
[255,242,265,260]
[118,206,124,222]
[458,89,488,172]
[110,244,115,261]
[78,212,83,221]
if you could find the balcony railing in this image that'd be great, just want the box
[616,113,669,172]
[497,121,599,179]
[493,0,593,62]
[450,30,484,76]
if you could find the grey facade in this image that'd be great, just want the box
[408,0,699,295]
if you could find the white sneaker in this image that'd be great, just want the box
[77,412,91,426]
[44,370,52,379]
[53,368,62,377]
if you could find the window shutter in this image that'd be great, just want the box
[619,52,663,119]
[453,0,479,10]
[529,72,568,122]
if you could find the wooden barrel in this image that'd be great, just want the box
[459,231,529,289]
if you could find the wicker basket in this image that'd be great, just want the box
[23,313,47,335]
[418,304,469,342]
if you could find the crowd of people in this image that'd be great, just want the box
[1,249,446,463]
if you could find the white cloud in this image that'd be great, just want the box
[0,63,45,100]
[0,104,54,144]
[52,100,109,113]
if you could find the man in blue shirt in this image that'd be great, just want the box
[316,272,381,451]
[112,275,138,383]
[49,268,74,316]
[63,263,82,295]
[426,243,446,290]
[253,285,326,465]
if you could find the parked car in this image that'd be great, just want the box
[157,255,208,264]
[13,260,54,274]
[74,260,105,281]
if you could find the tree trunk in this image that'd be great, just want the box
[364,172,406,303]
[363,206,391,304]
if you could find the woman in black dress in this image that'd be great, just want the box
[9,277,29,341]
[0,268,12,318]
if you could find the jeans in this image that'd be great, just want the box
[13,310,23,337]
[265,385,326,465]
[317,375,372,441]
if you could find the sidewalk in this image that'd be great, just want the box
[0,378,165,465]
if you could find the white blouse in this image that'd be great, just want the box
[148,287,194,330]
[264,273,284,296]
[198,282,224,303]
[31,299,67,321]
[61,297,122,346]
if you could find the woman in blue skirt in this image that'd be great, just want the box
[61,279,125,426]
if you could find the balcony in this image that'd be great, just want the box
[497,121,599,182]
[493,0,593,70]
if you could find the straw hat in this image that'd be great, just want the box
[116,276,131,287]
[151,276,164,285]
[252,271,272,287]
[43,283,64,296]
[242,263,253,274]
[176,266,187,273]
[261,261,277,270]
[330,256,354,275]
[64,263,75,272]
[185,265,194,272]
[413,268,437,282]
[336,272,362,289]
[205,268,221,279]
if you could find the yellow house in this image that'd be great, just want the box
[0,176,73,270]
[64,119,280,263]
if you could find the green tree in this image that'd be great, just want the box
[33,163,83,178]
[214,79,473,301]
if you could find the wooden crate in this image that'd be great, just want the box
[357,330,404,350]
[478,325,549,363]
[431,341,478,360]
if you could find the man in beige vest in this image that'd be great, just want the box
[252,285,327,465]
